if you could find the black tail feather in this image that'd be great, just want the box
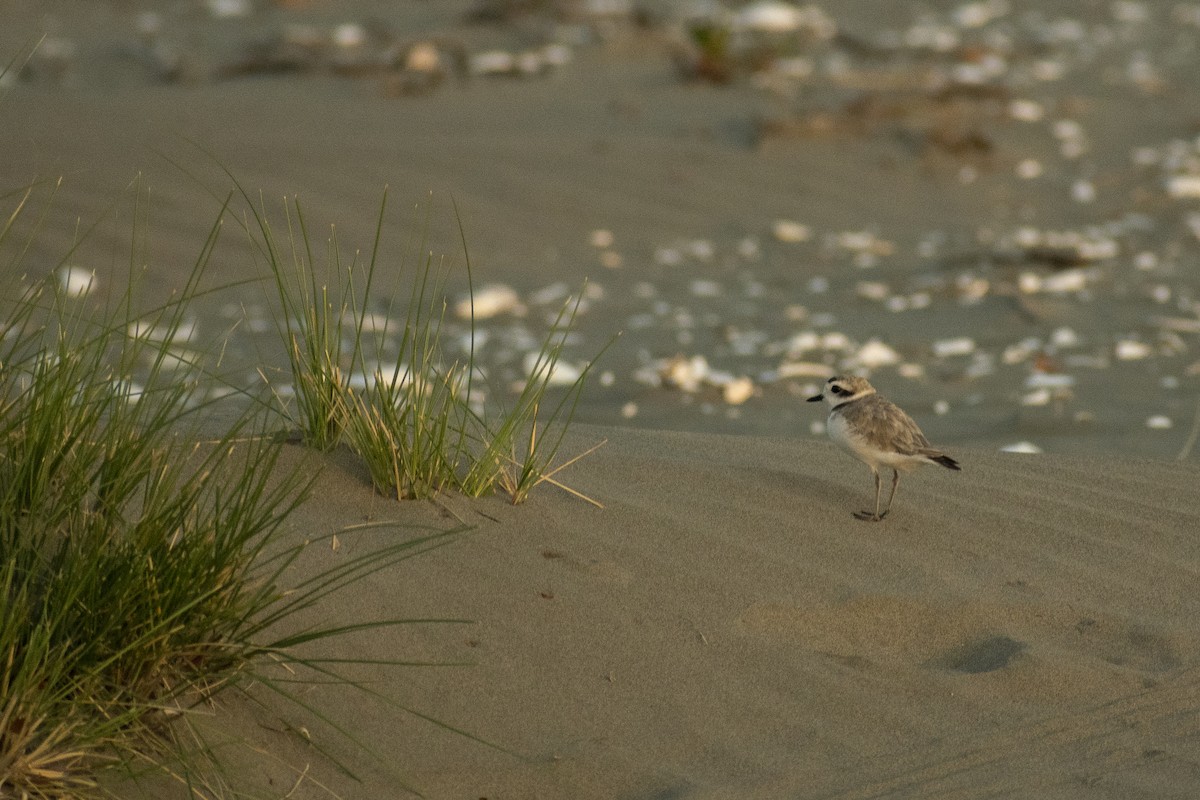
[931,454,961,471]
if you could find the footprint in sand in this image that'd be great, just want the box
[930,635,1027,674]
[1075,616,1185,675]
[739,595,1027,675]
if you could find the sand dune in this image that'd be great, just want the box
[120,424,1200,799]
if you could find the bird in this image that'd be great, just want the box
[808,375,960,521]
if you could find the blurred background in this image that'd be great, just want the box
[3,0,1200,459]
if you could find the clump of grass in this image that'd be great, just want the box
[235,184,606,503]
[337,217,476,500]
[256,196,380,452]
[0,262,298,794]
[0,180,474,797]
[463,288,607,505]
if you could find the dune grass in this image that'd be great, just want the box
[0,208,298,795]
[229,182,606,503]
[0,180,478,797]
[1,140,602,794]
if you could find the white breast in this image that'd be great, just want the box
[827,408,930,472]
[827,410,878,464]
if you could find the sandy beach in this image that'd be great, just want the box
[123,425,1200,799]
[5,1,1200,797]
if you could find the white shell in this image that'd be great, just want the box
[1115,339,1152,361]
[458,284,522,320]
[854,339,900,368]
[58,266,95,298]
[1000,441,1043,454]
[722,376,756,405]
[733,2,807,33]
[1166,175,1200,199]
[932,337,976,358]
[772,219,811,243]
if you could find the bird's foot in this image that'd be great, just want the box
[853,510,888,522]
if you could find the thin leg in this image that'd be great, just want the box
[854,470,885,521]
[881,469,900,516]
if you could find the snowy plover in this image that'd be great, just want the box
[808,376,960,522]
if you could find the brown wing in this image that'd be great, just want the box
[855,395,933,455]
